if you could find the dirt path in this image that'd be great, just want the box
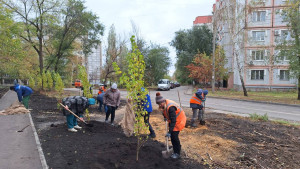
[29,92,300,168]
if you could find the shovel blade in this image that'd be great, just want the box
[162,148,173,159]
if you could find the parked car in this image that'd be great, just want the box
[157,79,171,91]
[170,81,176,89]
[174,81,180,87]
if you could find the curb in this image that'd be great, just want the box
[28,113,48,169]
[208,96,300,108]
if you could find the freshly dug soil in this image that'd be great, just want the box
[30,92,205,169]
[0,86,9,99]
[29,92,300,169]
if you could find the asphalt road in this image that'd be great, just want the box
[66,86,300,122]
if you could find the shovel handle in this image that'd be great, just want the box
[165,121,169,151]
[59,103,87,124]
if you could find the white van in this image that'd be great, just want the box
[157,79,171,91]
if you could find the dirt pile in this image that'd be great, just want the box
[0,102,29,115]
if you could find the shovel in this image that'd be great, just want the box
[162,120,173,158]
[59,103,94,127]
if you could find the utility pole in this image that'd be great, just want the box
[212,9,217,93]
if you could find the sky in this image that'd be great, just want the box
[85,0,215,76]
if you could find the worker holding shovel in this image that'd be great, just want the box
[62,96,90,132]
[155,92,186,159]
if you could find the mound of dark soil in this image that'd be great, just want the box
[40,121,204,169]
[30,92,205,169]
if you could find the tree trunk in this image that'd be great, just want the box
[298,76,300,100]
[234,50,248,96]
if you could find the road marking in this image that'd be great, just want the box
[208,103,300,116]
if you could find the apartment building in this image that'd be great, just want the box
[87,43,102,84]
[193,15,213,30]
[213,0,297,91]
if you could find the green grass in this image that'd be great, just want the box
[249,113,269,121]
[206,89,300,105]
[273,120,300,126]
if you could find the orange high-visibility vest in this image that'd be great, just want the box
[190,93,203,105]
[98,86,106,95]
[163,99,186,131]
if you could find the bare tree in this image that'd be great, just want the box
[216,0,248,96]
[102,25,126,84]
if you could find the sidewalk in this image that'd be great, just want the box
[0,90,47,169]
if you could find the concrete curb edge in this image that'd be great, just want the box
[208,96,300,108]
[28,112,48,169]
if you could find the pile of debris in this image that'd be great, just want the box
[0,102,29,115]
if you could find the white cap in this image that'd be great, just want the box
[111,83,117,89]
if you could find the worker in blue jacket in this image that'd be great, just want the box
[140,88,156,138]
[10,84,33,109]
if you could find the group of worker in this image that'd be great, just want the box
[9,79,207,160]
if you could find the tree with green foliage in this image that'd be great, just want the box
[44,0,104,72]
[2,0,61,79]
[42,71,48,90]
[78,65,92,120]
[46,71,53,90]
[279,0,300,100]
[215,46,228,87]
[54,73,64,99]
[113,36,148,161]
[144,44,171,86]
[36,74,43,90]
[170,25,213,84]
[0,2,26,78]
[28,76,35,89]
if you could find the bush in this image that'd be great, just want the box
[28,76,35,89]
[250,113,269,121]
[47,71,53,90]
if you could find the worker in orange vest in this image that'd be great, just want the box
[98,85,106,95]
[155,92,186,159]
[190,89,208,127]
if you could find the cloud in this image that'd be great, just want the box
[85,0,214,76]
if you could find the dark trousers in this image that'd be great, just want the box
[143,112,155,134]
[171,131,181,155]
[106,106,116,123]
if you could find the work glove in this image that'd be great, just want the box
[165,132,171,138]
[115,106,118,110]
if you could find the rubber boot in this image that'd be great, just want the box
[191,119,197,127]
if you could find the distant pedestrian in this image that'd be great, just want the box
[97,92,108,113]
[62,96,90,132]
[155,92,186,159]
[189,89,208,126]
[103,83,120,126]
[10,84,33,109]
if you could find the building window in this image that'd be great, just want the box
[251,70,264,80]
[252,31,265,41]
[276,50,290,61]
[280,30,291,41]
[280,70,289,81]
[252,11,266,22]
[251,50,264,60]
